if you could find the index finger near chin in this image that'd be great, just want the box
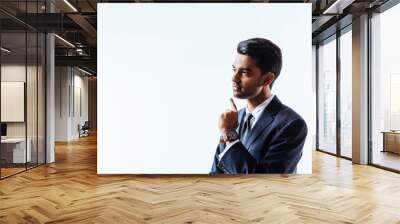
[227,111,237,119]
[229,109,237,115]
[230,98,238,111]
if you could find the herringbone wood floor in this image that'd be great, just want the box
[1,134,400,224]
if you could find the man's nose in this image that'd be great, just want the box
[232,71,240,82]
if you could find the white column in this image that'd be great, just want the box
[352,14,369,164]
[46,33,55,163]
[45,1,56,163]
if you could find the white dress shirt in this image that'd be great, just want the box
[218,95,275,160]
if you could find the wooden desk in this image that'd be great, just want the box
[381,131,400,154]
[1,138,32,163]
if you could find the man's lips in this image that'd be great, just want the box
[233,85,241,91]
[232,83,240,91]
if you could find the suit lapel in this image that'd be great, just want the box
[236,109,246,134]
[244,96,283,148]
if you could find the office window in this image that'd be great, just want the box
[340,29,352,158]
[371,3,400,171]
[318,37,337,154]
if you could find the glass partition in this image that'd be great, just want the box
[1,31,28,177]
[27,30,38,169]
[0,1,46,179]
[371,4,400,171]
[38,32,45,165]
[26,0,44,169]
[339,29,352,158]
[317,36,337,155]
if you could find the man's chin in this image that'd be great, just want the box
[233,91,247,99]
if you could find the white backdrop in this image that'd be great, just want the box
[98,3,313,174]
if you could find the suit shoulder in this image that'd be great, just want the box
[275,105,308,137]
[276,104,306,125]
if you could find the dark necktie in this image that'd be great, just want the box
[241,113,253,142]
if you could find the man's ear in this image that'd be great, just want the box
[262,72,275,86]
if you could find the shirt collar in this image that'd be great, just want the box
[245,94,275,121]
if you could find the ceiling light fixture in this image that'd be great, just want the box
[322,0,354,15]
[63,0,78,12]
[78,67,93,76]
[54,34,75,48]
[1,47,11,53]
[76,48,85,55]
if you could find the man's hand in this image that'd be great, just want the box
[219,98,238,134]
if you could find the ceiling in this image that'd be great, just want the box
[0,0,393,75]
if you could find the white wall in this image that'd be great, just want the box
[98,4,313,174]
[55,67,89,141]
[71,72,89,138]
[55,67,69,141]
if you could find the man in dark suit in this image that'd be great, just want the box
[210,38,307,174]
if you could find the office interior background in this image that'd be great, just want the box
[0,0,400,223]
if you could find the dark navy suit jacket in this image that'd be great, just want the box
[210,96,307,174]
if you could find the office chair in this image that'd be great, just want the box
[79,121,90,138]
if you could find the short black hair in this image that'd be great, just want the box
[237,38,282,88]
